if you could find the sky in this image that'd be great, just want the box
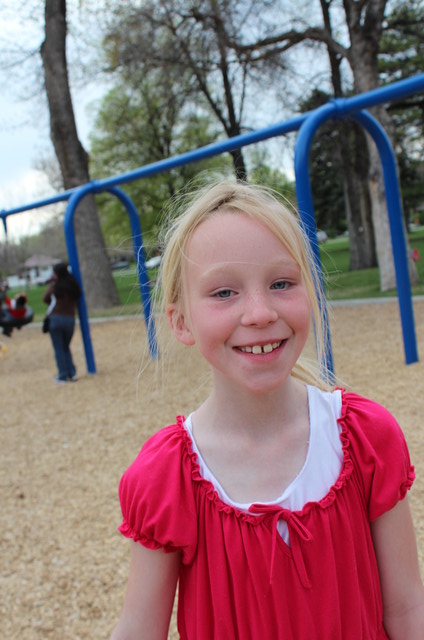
[0,86,100,242]
[0,3,49,241]
[0,1,105,242]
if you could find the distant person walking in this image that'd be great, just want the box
[43,262,81,384]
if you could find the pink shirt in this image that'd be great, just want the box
[118,390,415,639]
[184,386,343,543]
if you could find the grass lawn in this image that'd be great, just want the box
[5,229,424,322]
[320,227,424,301]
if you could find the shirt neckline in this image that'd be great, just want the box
[184,385,319,509]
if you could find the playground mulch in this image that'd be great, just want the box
[1,299,424,639]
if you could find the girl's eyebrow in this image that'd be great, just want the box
[196,258,301,275]
[194,260,302,287]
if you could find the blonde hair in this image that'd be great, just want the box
[157,178,334,390]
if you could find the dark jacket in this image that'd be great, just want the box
[43,275,81,317]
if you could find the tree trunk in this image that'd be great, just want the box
[344,0,417,291]
[341,123,376,270]
[229,148,248,181]
[320,0,376,270]
[41,0,119,310]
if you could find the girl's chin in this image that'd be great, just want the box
[214,373,292,397]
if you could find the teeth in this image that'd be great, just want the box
[240,341,281,354]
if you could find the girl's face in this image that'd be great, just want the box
[167,211,312,395]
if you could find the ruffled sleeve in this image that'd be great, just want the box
[118,419,198,564]
[340,391,415,521]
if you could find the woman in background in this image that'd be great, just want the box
[43,262,81,384]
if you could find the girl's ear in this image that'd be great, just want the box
[166,304,195,346]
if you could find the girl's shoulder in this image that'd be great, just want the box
[308,385,403,450]
[339,389,406,447]
[338,389,415,520]
[118,418,198,560]
[122,417,188,481]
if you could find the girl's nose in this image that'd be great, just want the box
[241,291,279,327]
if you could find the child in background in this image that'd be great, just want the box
[111,180,424,639]
[4,292,28,319]
[0,282,32,336]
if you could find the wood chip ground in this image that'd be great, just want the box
[1,300,423,639]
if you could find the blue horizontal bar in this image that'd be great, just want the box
[1,72,423,221]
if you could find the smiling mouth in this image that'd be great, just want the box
[238,340,284,355]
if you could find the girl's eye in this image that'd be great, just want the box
[271,280,289,290]
[214,289,233,299]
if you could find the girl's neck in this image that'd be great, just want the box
[190,378,311,504]
[194,376,308,441]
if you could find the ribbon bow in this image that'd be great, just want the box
[249,503,313,589]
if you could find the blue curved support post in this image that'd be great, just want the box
[294,102,338,378]
[64,184,98,374]
[294,101,338,266]
[294,100,418,370]
[106,187,159,359]
[64,182,159,374]
[1,212,7,239]
[353,110,418,365]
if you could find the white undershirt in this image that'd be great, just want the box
[184,386,343,543]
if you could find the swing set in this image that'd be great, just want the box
[1,73,424,372]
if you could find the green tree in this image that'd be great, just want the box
[248,149,296,205]
[380,0,424,82]
[102,0,293,181]
[380,0,424,222]
[315,0,376,270]
[225,0,420,290]
[89,75,232,252]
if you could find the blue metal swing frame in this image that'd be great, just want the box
[1,73,424,373]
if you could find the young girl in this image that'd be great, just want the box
[111,180,424,639]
